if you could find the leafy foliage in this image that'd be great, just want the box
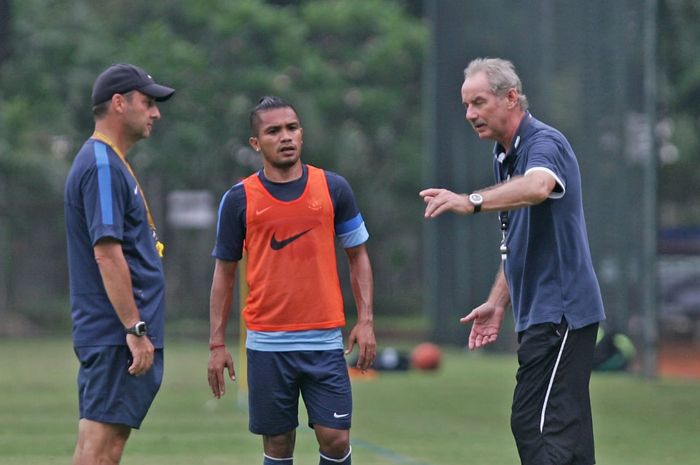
[0,0,427,317]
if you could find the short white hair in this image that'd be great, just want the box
[464,58,529,111]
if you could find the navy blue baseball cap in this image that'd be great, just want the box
[91,63,175,106]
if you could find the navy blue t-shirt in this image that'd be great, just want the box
[493,113,606,332]
[64,139,165,348]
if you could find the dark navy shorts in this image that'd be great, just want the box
[75,345,164,429]
[247,349,352,436]
[511,318,599,465]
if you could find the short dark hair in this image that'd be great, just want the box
[249,95,299,135]
[92,101,110,119]
[91,91,135,120]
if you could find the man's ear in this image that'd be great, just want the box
[249,136,260,152]
[506,88,519,109]
[110,94,127,113]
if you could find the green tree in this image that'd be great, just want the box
[0,0,427,326]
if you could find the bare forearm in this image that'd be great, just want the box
[94,241,141,327]
[477,172,556,213]
[347,245,374,324]
[488,267,511,309]
[209,284,233,345]
[420,171,555,218]
[209,260,237,345]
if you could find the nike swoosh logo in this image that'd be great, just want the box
[333,412,350,418]
[256,206,272,215]
[270,229,312,250]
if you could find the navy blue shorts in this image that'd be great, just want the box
[75,345,164,429]
[247,349,352,436]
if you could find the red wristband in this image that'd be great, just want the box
[209,343,225,351]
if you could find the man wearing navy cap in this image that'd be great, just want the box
[64,63,174,465]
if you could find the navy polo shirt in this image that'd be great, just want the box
[64,139,165,348]
[493,113,605,332]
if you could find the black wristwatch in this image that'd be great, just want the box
[468,193,483,213]
[125,321,148,337]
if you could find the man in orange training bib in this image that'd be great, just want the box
[207,96,376,465]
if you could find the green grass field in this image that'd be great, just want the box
[1,338,699,465]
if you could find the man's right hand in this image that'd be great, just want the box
[207,347,236,399]
[419,188,471,218]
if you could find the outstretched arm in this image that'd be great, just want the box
[344,244,376,372]
[460,267,510,350]
[420,170,557,218]
[207,259,237,398]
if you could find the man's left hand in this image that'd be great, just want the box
[345,321,376,372]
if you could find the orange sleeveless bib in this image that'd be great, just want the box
[242,165,345,331]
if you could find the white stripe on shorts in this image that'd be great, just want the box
[540,327,569,433]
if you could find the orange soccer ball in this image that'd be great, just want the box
[410,342,442,371]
